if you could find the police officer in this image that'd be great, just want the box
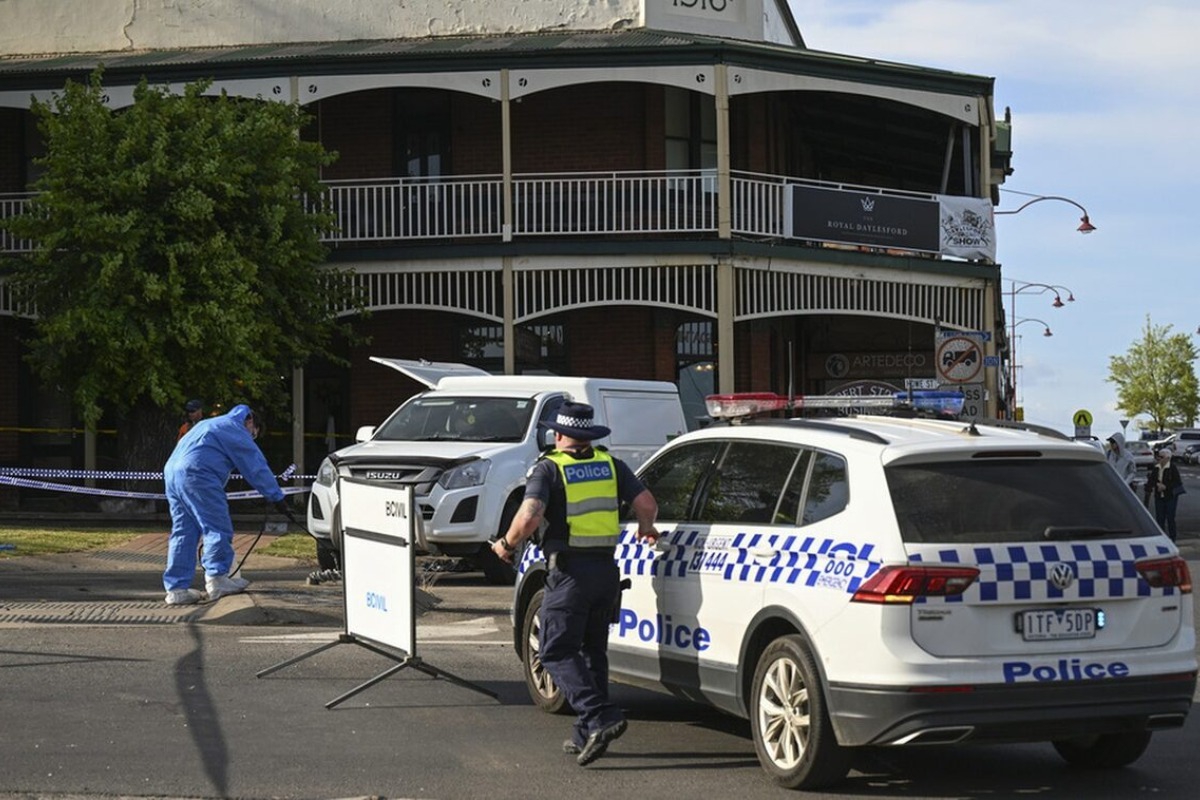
[492,401,659,766]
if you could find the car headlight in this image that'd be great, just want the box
[438,458,491,490]
[315,458,337,487]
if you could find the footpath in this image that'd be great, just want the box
[0,531,348,627]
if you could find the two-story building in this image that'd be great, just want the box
[0,0,1010,488]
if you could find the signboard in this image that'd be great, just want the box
[935,336,984,384]
[339,478,415,656]
[955,383,985,420]
[1073,409,1093,439]
[790,186,940,253]
[814,351,933,380]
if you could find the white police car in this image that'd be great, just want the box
[510,393,1196,789]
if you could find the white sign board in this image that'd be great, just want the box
[935,335,984,384]
[339,478,415,656]
[954,383,985,420]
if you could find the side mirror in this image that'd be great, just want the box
[355,425,376,443]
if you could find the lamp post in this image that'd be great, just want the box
[996,189,1097,234]
[1009,317,1055,411]
[1006,280,1075,419]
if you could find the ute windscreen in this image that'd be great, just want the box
[374,396,533,442]
[885,458,1162,544]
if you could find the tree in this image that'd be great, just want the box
[0,71,364,469]
[1108,316,1199,431]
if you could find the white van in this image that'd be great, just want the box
[306,358,687,583]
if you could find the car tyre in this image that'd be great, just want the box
[479,495,522,585]
[750,634,851,790]
[521,588,570,714]
[1052,730,1152,769]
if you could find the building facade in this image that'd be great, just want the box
[0,0,1011,486]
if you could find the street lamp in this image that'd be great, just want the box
[1005,280,1075,418]
[996,189,1097,234]
[1009,317,1055,410]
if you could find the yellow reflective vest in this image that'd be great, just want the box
[546,449,620,550]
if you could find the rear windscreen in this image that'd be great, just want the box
[885,458,1162,544]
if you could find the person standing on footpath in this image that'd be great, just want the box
[163,403,289,605]
[177,398,204,440]
[1105,432,1140,494]
[492,401,659,766]
[1150,446,1184,541]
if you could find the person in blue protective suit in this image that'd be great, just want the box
[492,401,659,766]
[162,404,288,605]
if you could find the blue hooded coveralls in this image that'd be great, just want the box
[162,404,286,592]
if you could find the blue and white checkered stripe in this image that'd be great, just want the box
[908,541,1178,603]
[613,529,880,594]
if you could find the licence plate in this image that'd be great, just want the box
[1019,608,1097,641]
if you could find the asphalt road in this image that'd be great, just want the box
[0,465,1198,800]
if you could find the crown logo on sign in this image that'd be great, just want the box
[860,197,875,212]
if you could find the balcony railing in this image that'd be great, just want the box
[1,170,951,253]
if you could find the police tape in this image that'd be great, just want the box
[0,464,312,501]
[0,465,314,481]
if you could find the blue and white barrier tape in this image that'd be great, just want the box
[0,465,315,481]
[0,464,311,501]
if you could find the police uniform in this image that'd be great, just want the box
[524,439,647,752]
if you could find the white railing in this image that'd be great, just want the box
[513,170,717,235]
[319,175,503,242]
[0,192,35,253]
[0,172,952,251]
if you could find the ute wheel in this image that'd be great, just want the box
[479,496,522,585]
[749,634,852,790]
[1052,731,1152,769]
[479,542,517,585]
[522,588,569,714]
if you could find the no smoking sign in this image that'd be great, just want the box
[936,336,983,384]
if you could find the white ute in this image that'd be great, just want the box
[307,358,687,583]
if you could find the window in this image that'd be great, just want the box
[801,452,849,525]
[395,90,451,178]
[886,459,1160,544]
[637,441,722,521]
[697,442,802,523]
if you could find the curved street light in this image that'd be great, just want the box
[1005,281,1075,418]
[996,191,1097,234]
[1009,317,1055,411]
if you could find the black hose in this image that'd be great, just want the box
[233,504,306,576]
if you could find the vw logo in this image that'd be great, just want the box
[1049,563,1075,590]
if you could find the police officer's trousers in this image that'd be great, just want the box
[539,553,623,744]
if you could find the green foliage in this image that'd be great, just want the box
[1108,316,1200,430]
[1,70,365,428]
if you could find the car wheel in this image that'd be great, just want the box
[750,634,852,790]
[1052,731,1152,768]
[521,588,569,714]
[478,496,522,585]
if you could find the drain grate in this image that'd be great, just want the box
[89,549,166,566]
[0,600,202,625]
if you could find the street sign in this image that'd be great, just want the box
[937,330,992,342]
[935,336,984,384]
[904,377,940,390]
[955,383,985,420]
[1073,408,1093,439]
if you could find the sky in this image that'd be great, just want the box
[788,0,1200,439]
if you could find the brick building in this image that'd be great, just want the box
[0,0,1011,487]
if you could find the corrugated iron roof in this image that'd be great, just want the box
[0,28,991,95]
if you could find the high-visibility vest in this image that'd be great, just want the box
[546,449,620,550]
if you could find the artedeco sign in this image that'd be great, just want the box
[789,186,996,261]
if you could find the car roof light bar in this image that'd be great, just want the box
[704,391,966,421]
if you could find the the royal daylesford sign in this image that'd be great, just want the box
[787,185,996,261]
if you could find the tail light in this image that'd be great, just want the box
[1136,557,1193,593]
[851,565,980,604]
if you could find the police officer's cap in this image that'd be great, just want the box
[540,401,611,441]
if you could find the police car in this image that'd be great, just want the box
[509,393,1196,789]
